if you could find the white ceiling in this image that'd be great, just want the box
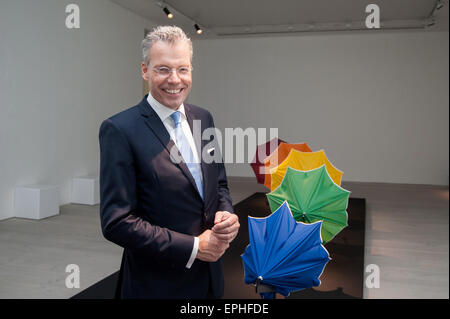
[110,0,449,38]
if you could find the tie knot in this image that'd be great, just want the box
[170,111,182,127]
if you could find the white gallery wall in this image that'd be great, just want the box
[190,30,449,186]
[0,0,155,220]
[0,2,448,221]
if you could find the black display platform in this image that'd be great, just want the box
[71,272,118,299]
[72,193,365,299]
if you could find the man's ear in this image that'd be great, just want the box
[141,62,149,81]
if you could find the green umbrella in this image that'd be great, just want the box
[266,165,350,244]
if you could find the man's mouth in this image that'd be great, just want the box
[163,88,183,95]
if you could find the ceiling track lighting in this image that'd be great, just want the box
[154,1,207,36]
[195,24,203,34]
[426,19,436,27]
[163,7,173,19]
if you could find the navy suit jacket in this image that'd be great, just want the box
[99,95,234,298]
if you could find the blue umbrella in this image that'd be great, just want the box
[241,201,331,298]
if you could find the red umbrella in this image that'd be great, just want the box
[250,138,285,184]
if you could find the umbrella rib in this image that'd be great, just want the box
[289,172,306,219]
[309,189,349,213]
[268,259,329,281]
[263,224,322,275]
[302,167,324,218]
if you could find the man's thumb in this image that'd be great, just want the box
[214,211,224,224]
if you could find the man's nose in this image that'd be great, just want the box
[167,71,181,83]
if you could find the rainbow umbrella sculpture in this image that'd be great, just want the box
[263,142,313,189]
[241,201,330,298]
[266,165,350,244]
[250,138,285,184]
[269,149,343,191]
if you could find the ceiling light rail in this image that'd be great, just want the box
[213,17,442,36]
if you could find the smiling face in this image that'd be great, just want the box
[142,40,192,110]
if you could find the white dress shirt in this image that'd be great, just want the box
[147,93,200,269]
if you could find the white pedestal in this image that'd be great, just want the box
[71,176,99,205]
[14,185,60,220]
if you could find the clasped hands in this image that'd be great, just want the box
[196,211,240,262]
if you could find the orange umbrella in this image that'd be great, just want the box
[263,142,313,189]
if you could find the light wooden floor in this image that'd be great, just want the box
[0,178,448,299]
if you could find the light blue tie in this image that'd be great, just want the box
[170,111,204,200]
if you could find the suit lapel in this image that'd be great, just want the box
[139,97,204,201]
[185,104,208,203]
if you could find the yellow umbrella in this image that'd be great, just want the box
[269,149,343,190]
[263,142,312,189]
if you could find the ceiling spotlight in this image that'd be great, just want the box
[195,24,203,34]
[163,7,173,19]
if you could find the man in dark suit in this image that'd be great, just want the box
[99,26,239,298]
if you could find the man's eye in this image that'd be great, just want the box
[178,67,190,74]
[158,67,170,74]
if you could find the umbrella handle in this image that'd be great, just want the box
[255,277,277,297]
[260,292,276,299]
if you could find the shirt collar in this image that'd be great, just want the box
[147,92,186,124]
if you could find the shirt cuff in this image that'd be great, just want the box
[186,236,199,269]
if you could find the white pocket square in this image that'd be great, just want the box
[207,147,215,154]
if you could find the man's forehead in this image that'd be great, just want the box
[149,41,192,64]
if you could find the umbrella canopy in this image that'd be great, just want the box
[269,149,343,190]
[250,138,285,184]
[267,165,351,244]
[263,142,313,189]
[241,201,331,298]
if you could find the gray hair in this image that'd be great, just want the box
[141,25,193,66]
